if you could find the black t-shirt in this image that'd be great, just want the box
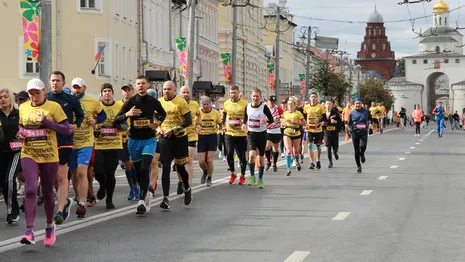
[0,109,19,152]
[115,94,166,140]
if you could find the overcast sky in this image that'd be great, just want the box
[263,0,465,60]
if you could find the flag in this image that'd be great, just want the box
[95,44,107,62]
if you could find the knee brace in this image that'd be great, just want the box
[285,148,292,156]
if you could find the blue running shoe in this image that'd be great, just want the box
[134,187,140,200]
[127,189,135,200]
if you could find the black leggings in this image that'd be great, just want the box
[94,150,119,201]
[217,133,226,155]
[325,135,339,163]
[415,122,421,134]
[352,134,367,167]
[132,155,153,200]
[0,152,20,216]
[225,135,247,175]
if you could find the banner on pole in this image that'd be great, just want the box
[175,38,188,78]
[299,73,305,90]
[20,0,40,62]
[267,64,275,90]
[220,53,232,85]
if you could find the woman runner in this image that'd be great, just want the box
[281,97,306,176]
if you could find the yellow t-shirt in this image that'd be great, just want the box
[224,98,248,137]
[95,101,123,150]
[283,110,304,137]
[199,109,222,135]
[303,103,325,133]
[369,106,379,119]
[378,106,386,118]
[186,100,200,142]
[19,100,68,163]
[116,99,128,143]
[160,96,191,137]
[73,95,103,149]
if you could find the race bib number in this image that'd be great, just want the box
[24,128,47,139]
[101,128,117,136]
[284,128,296,136]
[229,118,241,127]
[9,141,22,150]
[356,124,366,129]
[307,124,317,130]
[248,119,260,128]
[133,119,150,128]
[326,126,336,131]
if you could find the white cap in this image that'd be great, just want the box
[26,78,45,91]
[71,78,86,87]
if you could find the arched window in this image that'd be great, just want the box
[372,43,376,50]
[436,46,440,54]
[383,43,386,50]
[445,17,448,25]
[439,17,442,25]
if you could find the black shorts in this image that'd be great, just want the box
[372,119,379,125]
[198,134,218,153]
[247,131,267,156]
[307,132,324,145]
[119,142,130,162]
[267,133,282,144]
[188,141,197,148]
[324,134,339,148]
[159,135,189,165]
[58,147,72,166]
[155,142,160,154]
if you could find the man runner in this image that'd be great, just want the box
[115,76,166,214]
[265,96,283,172]
[303,93,325,170]
[349,98,371,173]
[47,72,84,225]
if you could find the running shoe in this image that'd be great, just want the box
[286,170,291,176]
[360,153,366,163]
[228,173,237,184]
[316,161,321,170]
[177,182,185,195]
[206,178,212,187]
[201,170,207,184]
[20,230,35,245]
[136,200,146,215]
[44,224,56,247]
[160,197,170,210]
[309,163,316,170]
[134,187,141,200]
[54,211,65,225]
[145,191,152,211]
[265,162,272,171]
[247,176,256,186]
[219,151,223,159]
[334,152,339,160]
[273,165,278,172]
[257,179,264,189]
[6,214,19,225]
[239,175,246,185]
[96,187,106,200]
[62,198,73,222]
[296,162,302,171]
[106,200,115,210]
[357,166,362,173]
[87,197,97,207]
[184,187,192,206]
[328,162,333,168]
[127,189,135,200]
[76,203,86,218]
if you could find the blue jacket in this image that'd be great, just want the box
[46,91,84,146]
[433,106,444,121]
[349,108,371,136]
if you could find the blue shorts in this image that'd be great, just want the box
[128,137,157,162]
[70,146,93,170]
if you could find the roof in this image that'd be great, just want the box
[368,6,383,23]
[422,27,463,36]
[419,36,457,43]
[387,77,422,85]
[404,52,465,58]
[452,80,465,86]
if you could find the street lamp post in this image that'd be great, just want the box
[354,64,361,98]
[299,26,319,101]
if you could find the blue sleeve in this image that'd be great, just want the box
[95,109,107,124]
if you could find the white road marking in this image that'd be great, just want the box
[284,251,311,262]
[410,147,415,149]
[378,176,388,180]
[415,142,420,145]
[419,139,423,142]
[390,165,398,169]
[332,212,351,221]
[405,152,410,154]
[360,190,373,195]
[399,158,405,160]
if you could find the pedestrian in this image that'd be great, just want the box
[412,104,424,137]
[432,102,445,137]
[348,98,371,173]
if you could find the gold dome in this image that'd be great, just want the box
[433,0,449,13]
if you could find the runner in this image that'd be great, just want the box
[176,86,200,194]
[114,76,166,214]
[432,102,445,137]
[0,88,20,224]
[46,71,84,225]
[412,104,424,137]
[19,78,71,246]
[377,102,386,134]
[342,101,353,138]
[282,97,306,176]
[348,98,371,173]
[244,89,274,188]
[303,93,325,170]
[198,96,222,186]
[369,102,379,133]
[322,100,342,168]
[70,78,107,218]
[158,81,193,210]
[223,85,248,185]
[146,88,160,197]
[117,84,140,200]
[93,84,124,209]
[265,96,284,172]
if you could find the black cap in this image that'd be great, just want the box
[16,91,29,100]
[269,96,277,102]
[121,84,133,90]
[101,83,113,93]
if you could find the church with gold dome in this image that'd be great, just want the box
[388,0,465,114]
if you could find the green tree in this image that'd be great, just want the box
[310,56,350,103]
[397,57,405,76]
[360,78,395,110]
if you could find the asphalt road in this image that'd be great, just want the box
[1,126,465,262]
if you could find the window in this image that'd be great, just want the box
[444,59,449,64]
[122,45,127,80]
[436,46,440,54]
[77,0,102,13]
[113,0,119,16]
[372,43,376,50]
[25,57,40,74]
[114,43,119,79]
[456,58,460,63]
[412,60,417,64]
[439,17,442,25]
[129,1,133,22]
[81,0,96,9]
[423,59,428,64]
[445,17,448,25]
[383,43,386,50]
[96,41,110,77]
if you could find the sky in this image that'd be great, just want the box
[263,0,465,60]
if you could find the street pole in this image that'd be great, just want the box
[304,26,311,101]
[275,6,281,101]
[357,69,361,98]
[349,63,352,101]
[231,2,238,85]
[179,8,183,86]
[187,0,196,90]
[39,0,52,90]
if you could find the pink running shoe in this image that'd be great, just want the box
[44,224,56,246]
[20,230,35,245]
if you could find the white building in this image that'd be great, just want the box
[197,0,220,84]
[388,0,465,114]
